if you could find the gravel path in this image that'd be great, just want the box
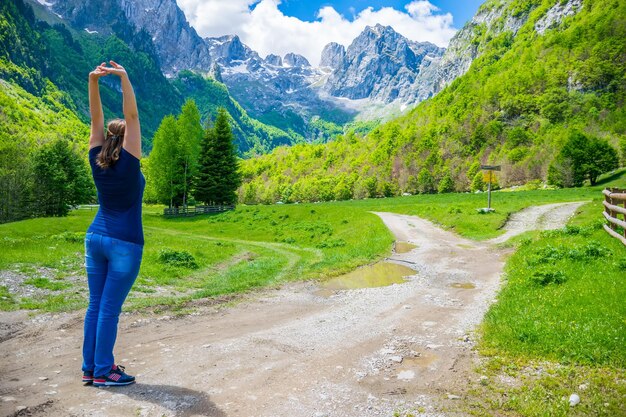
[0,202,585,417]
[488,201,587,244]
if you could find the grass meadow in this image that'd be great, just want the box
[0,169,624,415]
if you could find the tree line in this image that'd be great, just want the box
[145,99,242,208]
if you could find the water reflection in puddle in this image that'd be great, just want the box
[449,282,476,289]
[402,352,438,368]
[394,241,417,253]
[316,262,415,297]
[396,353,439,380]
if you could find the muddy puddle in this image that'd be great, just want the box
[402,352,438,368]
[449,282,476,289]
[394,241,417,253]
[316,262,415,297]
[395,353,439,381]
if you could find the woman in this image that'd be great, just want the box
[82,61,145,387]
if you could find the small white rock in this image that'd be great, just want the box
[15,406,27,412]
[38,376,48,381]
[2,396,16,402]
[397,370,415,381]
[390,356,403,363]
[569,393,580,407]
[447,394,461,400]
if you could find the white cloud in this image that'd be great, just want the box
[176,0,457,66]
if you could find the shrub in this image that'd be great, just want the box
[471,171,485,192]
[157,249,198,269]
[316,238,347,249]
[531,270,568,286]
[438,171,455,193]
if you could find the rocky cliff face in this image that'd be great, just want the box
[535,0,583,35]
[283,53,311,68]
[264,54,283,67]
[320,42,346,70]
[207,35,259,65]
[48,0,212,73]
[322,24,445,103]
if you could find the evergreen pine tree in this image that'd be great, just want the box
[196,108,241,205]
[195,119,218,205]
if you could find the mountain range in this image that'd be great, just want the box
[32,0,494,149]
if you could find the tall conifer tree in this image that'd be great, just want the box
[195,119,218,205]
[196,108,241,205]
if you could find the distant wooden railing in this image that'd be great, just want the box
[163,205,234,217]
[602,188,626,246]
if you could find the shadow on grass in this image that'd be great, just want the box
[112,383,226,417]
[593,168,626,187]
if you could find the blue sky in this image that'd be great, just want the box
[277,0,484,28]
[178,0,483,65]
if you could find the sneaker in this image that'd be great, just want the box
[82,370,94,384]
[93,364,135,387]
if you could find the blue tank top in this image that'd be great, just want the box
[87,146,145,245]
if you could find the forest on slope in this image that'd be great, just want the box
[239,0,626,204]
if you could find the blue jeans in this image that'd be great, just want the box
[83,232,143,377]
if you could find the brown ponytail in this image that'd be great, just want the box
[97,119,126,168]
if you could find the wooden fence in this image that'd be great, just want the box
[163,205,235,217]
[602,188,626,246]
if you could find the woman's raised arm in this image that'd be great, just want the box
[88,62,107,149]
[98,60,142,159]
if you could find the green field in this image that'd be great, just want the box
[0,203,394,312]
[1,169,624,313]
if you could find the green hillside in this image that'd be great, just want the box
[239,0,626,203]
[172,71,302,156]
[0,78,92,222]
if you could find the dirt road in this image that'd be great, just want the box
[0,202,585,417]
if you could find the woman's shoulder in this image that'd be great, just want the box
[88,146,102,164]
[121,147,140,163]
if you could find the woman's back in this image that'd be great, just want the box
[87,146,145,244]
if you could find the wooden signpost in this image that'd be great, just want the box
[480,165,501,212]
